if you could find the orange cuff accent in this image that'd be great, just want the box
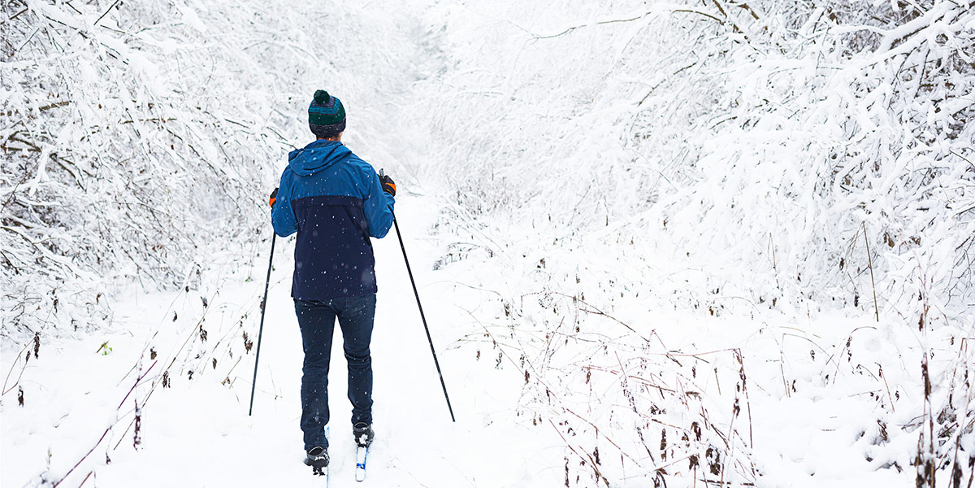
[269,197,277,207]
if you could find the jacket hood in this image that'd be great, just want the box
[287,140,351,176]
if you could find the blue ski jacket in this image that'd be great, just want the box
[271,140,395,300]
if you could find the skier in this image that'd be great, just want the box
[269,89,396,473]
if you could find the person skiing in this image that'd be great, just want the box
[269,89,397,473]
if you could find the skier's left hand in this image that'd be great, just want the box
[379,175,396,196]
[269,188,279,207]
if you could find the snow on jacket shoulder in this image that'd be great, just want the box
[271,140,395,300]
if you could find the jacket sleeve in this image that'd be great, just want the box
[271,171,298,237]
[363,171,395,239]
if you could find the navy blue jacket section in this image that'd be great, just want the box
[271,140,395,300]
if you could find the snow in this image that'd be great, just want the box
[2,0,974,487]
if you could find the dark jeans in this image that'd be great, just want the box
[294,295,375,450]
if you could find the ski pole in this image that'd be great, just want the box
[382,170,456,422]
[249,233,276,416]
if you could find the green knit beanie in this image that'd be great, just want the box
[308,90,346,138]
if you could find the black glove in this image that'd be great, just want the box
[379,174,396,196]
[269,188,278,207]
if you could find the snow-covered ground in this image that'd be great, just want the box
[2,0,973,487]
[0,191,935,487]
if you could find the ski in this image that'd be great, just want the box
[355,445,369,482]
[326,427,331,487]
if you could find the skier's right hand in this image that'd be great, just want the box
[269,188,279,207]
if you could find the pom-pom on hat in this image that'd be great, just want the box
[309,90,346,138]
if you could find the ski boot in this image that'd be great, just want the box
[304,446,329,476]
[353,422,374,448]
